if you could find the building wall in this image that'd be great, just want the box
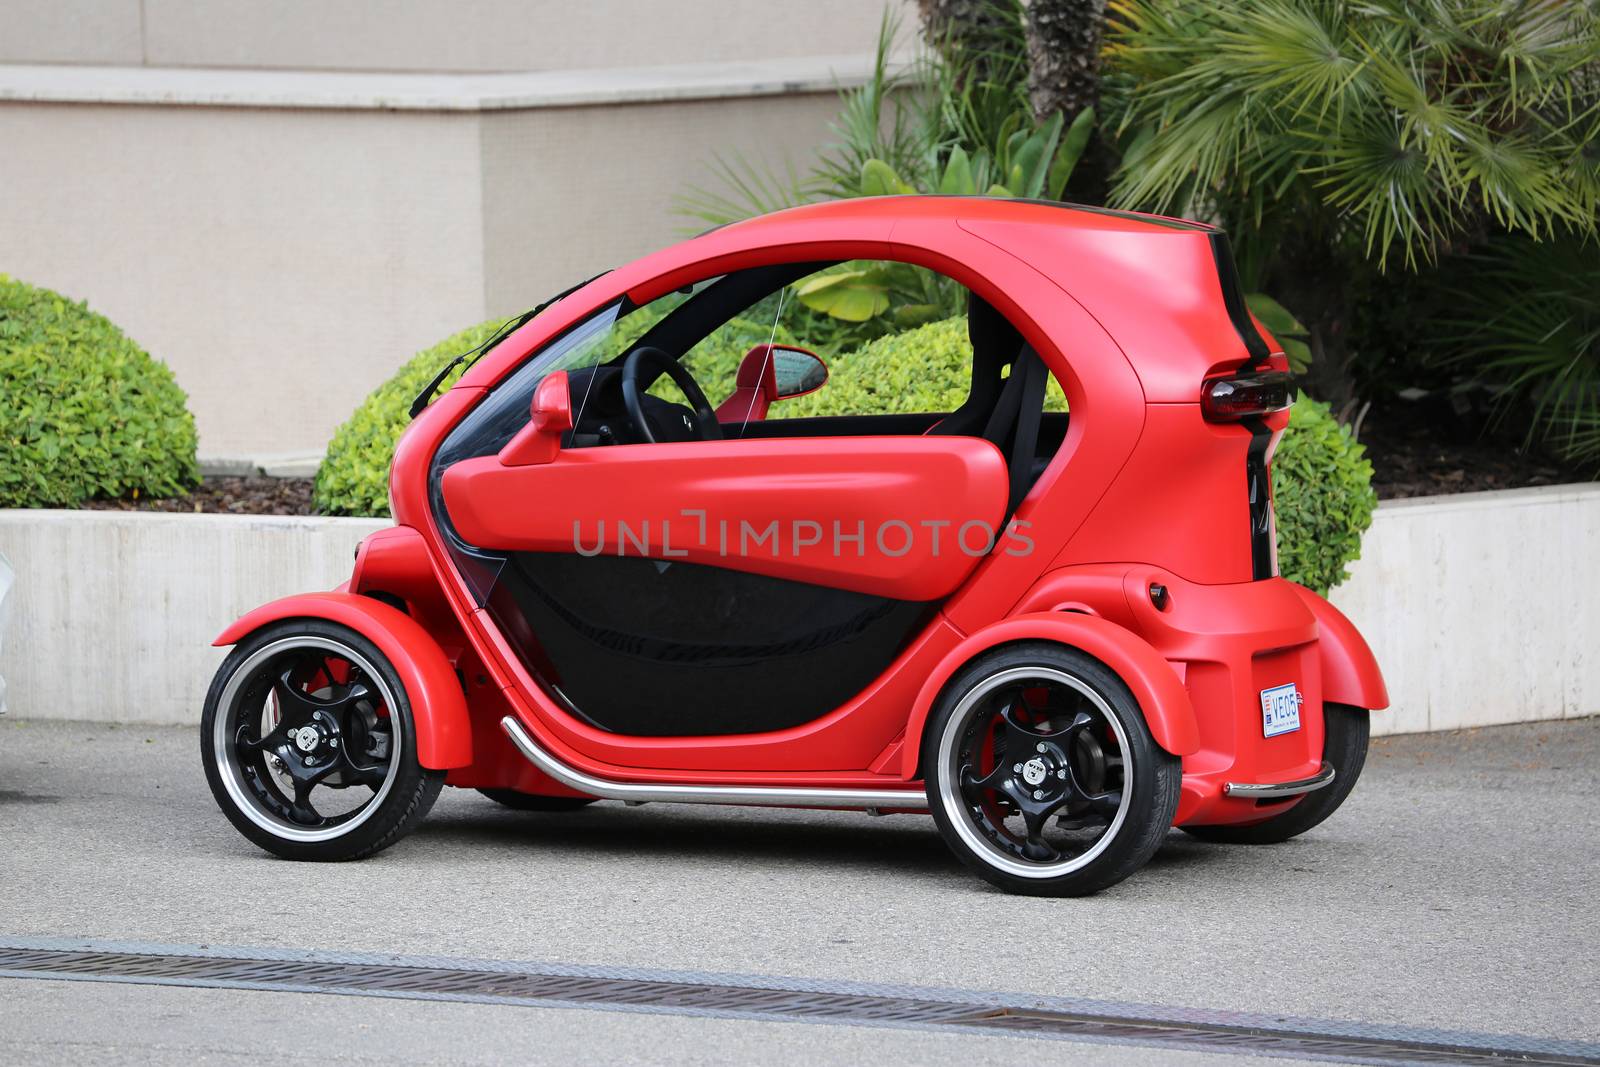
[0,74,846,455]
[1,0,914,72]
[0,102,486,455]
[477,93,838,317]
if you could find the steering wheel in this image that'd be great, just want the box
[620,346,724,444]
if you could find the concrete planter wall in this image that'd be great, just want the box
[1329,483,1600,735]
[0,510,383,725]
[2,482,1596,733]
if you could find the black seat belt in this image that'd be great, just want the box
[1005,349,1047,518]
[979,346,1048,519]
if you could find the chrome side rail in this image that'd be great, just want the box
[499,716,929,810]
[1223,761,1336,799]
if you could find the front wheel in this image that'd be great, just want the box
[201,619,445,861]
[923,643,1182,897]
[1181,703,1369,845]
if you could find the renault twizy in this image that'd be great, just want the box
[201,197,1387,896]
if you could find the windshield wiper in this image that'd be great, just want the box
[409,271,609,419]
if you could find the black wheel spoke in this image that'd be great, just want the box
[287,767,333,825]
[236,722,287,755]
[959,760,1012,796]
[339,747,390,789]
[1082,789,1123,817]
[1019,798,1066,861]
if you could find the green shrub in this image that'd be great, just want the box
[1274,394,1377,594]
[785,316,1068,417]
[0,276,198,508]
[315,319,505,516]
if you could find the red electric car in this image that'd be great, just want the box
[201,197,1387,896]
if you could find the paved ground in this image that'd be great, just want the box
[1,715,1597,1065]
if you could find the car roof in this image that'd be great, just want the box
[714,195,1215,237]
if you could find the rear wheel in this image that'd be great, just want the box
[201,620,445,861]
[923,643,1181,897]
[477,789,596,812]
[1182,703,1369,845]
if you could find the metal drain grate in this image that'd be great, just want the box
[2,944,1595,1067]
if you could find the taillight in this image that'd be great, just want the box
[1200,372,1293,422]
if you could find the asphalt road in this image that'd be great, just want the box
[2,714,1597,1066]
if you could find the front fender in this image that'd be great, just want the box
[214,592,472,769]
[1287,583,1390,711]
[902,611,1199,778]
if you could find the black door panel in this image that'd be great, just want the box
[490,553,933,737]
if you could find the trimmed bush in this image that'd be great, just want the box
[314,319,504,516]
[1274,394,1377,594]
[785,316,1068,417]
[0,276,198,508]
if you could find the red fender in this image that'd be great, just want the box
[902,611,1199,778]
[1287,583,1390,711]
[213,592,472,769]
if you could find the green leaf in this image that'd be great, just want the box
[792,268,893,322]
[1048,106,1096,200]
[1009,111,1063,200]
[938,146,975,196]
[860,158,913,197]
[1244,292,1308,338]
[892,303,943,327]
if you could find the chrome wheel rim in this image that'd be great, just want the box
[935,666,1133,879]
[212,636,402,843]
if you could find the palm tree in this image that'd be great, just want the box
[1102,0,1600,408]
[1026,0,1110,120]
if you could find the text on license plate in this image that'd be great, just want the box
[1260,683,1303,737]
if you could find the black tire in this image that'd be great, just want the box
[923,643,1182,897]
[1181,703,1369,845]
[200,619,445,861]
[477,789,596,812]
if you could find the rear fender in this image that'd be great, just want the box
[902,611,1199,779]
[214,592,472,769]
[1287,583,1390,711]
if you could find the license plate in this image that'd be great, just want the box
[1260,683,1303,737]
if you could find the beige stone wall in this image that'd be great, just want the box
[0,102,486,455]
[0,82,842,455]
[1,0,914,72]
[478,92,838,317]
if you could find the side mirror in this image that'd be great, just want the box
[713,345,829,424]
[770,345,829,400]
[498,370,572,466]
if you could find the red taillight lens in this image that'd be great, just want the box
[1201,372,1293,422]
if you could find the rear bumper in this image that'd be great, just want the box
[1224,761,1335,799]
[1010,566,1385,828]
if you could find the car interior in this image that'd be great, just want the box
[562,260,1068,515]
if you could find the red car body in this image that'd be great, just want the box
[207,197,1387,893]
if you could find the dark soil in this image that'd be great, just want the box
[1358,398,1597,500]
[73,406,1595,516]
[79,476,317,515]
